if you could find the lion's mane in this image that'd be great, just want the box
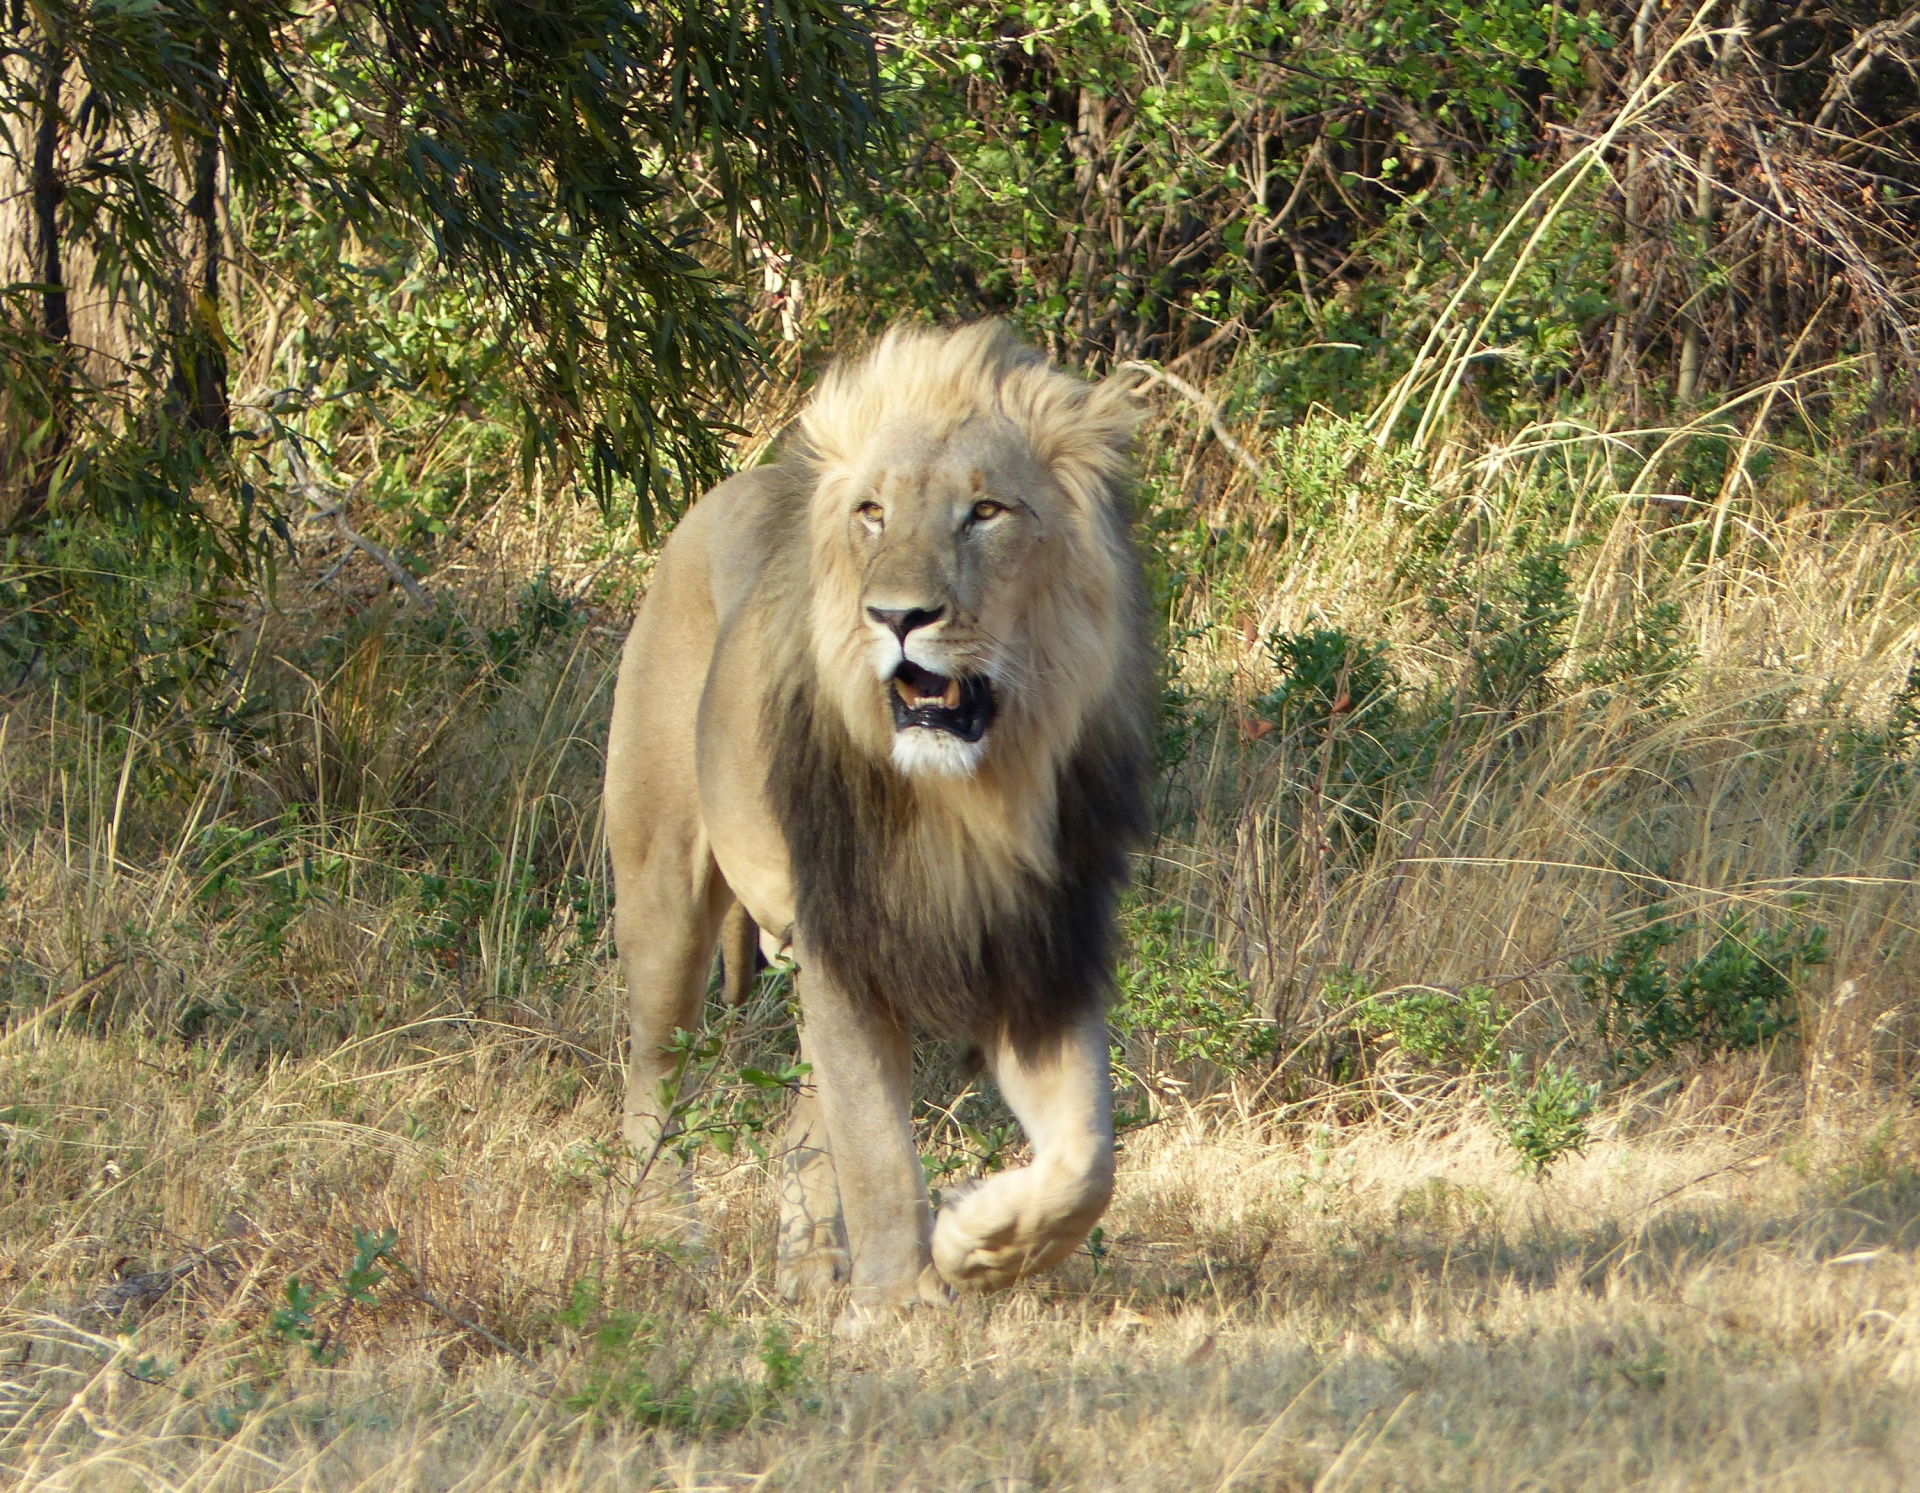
[756,323,1153,1040]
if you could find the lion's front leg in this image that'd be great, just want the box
[795,945,948,1320]
[932,1005,1115,1292]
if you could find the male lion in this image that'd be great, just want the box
[605,321,1151,1319]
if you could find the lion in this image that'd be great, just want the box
[604,321,1151,1321]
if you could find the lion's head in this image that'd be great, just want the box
[797,321,1141,784]
[759,323,1152,1039]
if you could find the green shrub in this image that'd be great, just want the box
[1435,544,1575,715]
[1352,982,1509,1074]
[557,1280,810,1433]
[265,1227,400,1367]
[1255,627,1399,740]
[849,0,1609,411]
[1112,901,1273,1077]
[1573,910,1828,1076]
[1486,1057,1598,1177]
[636,1023,811,1171]
[1252,625,1424,854]
[1579,597,1695,714]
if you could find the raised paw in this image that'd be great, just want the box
[932,1163,1110,1291]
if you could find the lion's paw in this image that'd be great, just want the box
[832,1266,953,1335]
[933,1192,1085,1291]
[933,1214,1017,1291]
[776,1246,851,1303]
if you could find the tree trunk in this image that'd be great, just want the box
[2,8,233,528]
[169,60,231,443]
[1,20,72,530]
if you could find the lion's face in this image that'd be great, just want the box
[837,419,1058,776]
[795,322,1140,787]
[807,414,1127,781]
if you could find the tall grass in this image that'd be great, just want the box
[1146,406,1920,1100]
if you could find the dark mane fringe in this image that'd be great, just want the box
[767,674,1150,1041]
[756,459,1152,1042]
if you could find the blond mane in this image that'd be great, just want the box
[800,321,1138,515]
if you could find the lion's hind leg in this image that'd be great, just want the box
[774,1081,850,1302]
[931,1007,1115,1292]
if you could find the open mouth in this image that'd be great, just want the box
[888,661,996,743]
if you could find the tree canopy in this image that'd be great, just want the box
[1,0,886,552]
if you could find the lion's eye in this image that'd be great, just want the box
[970,500,1007,523]
[856,501,885,526]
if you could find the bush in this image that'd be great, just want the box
[1252,625,1426,856]
[1573,910,1829,1076]
[1352,982,1509,1075]
[1336,973,1593,1175]
[1434,544,1575,716]
[1256,628,1399,741]
[1112,901,1273,1080]
[557,1280,810,1433]
[1579,597,1694,714]
[1486,1057,1598,1177]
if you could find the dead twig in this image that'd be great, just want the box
[1117,360,1264,483]
[0,962,127,1055]
[285,444,436,610]
[406,1286,551,1383]
[67,1250,211,1330]
[1813,7,1920,131]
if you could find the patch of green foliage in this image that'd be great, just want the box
[1256,628,1400,740]
[1112,901,1274,1076]
[1573,910,1829,1076]
[557,1279,811,1433]
[1252,624,1430,856]
[265,1227,401,1368]
[1579,597,1695,714]
[0,519,254,724]
[642,1023,811,1170]
[1332,971,1593,1175]
[849,0,1610,411]
[1814,658,1920,849]
[194,816,349,965]
[1351,982,1510,1073]
[412,861,602,979]
[1485,1057,1599,1178]
[922,1086,1024,1192]
[1433,544,1576,716]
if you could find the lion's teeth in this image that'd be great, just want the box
[893,666,964,712]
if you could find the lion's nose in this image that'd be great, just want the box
[867,605,945,641]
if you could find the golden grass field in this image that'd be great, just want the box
[6,1032,1920,1488]
[8,380,1920,1488]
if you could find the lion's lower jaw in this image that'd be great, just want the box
[890,728,987,778]
[930,1163,1114,1292]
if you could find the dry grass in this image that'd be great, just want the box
[7,369,1920,1486]
[5,1026,1920,1489]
